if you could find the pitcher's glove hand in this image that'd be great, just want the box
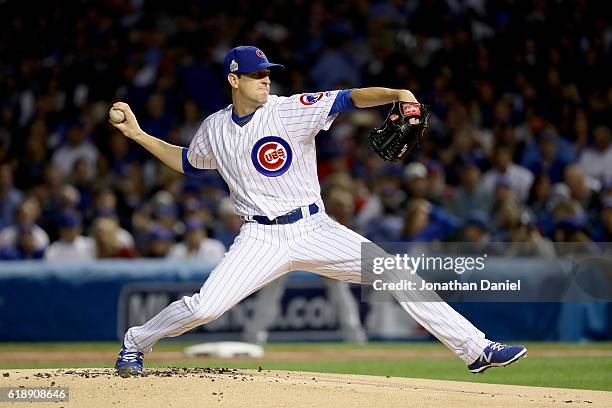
[368,102,430,162]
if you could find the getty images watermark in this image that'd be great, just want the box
[360,242,612,302]
[371,253,521,292]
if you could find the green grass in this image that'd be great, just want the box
[176,357,612,391]
[1,342,611,391]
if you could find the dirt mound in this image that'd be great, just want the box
[1,368,609,407]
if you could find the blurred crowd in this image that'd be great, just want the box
[1,0,611,261]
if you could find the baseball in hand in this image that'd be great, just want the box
[109,108,125,123]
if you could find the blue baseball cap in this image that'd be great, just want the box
[58,211,82,229]
[223,46,284,76]
[185,219,205,232]
[148,225,174,241]
[464,210,489,231]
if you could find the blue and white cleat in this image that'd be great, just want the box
[115,344,144,377]
[468,342,527,374]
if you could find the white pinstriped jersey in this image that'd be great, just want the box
[187,90,340,219]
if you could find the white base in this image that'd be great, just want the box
[183,341,265,358]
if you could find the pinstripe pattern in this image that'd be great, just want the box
[287,212,489,363]
[125,211,488,363]
[124,90,490,365]
[126,221,292,353]
[185,92,339,219]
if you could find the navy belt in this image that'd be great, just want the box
[251,203,319,225]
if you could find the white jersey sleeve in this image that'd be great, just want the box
[186,119,218,170]
[277,90,341,141]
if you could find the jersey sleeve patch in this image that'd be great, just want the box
[277,90,340,140]
[299,92,325,105]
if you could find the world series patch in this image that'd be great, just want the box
[251,136,293,177]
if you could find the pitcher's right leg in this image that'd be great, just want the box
[116,223,290,375]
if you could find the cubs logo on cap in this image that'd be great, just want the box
[251,136,293,177]
[299,92,324,105]
[224,46,285,76]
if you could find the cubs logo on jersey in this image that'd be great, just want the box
[251,136,293,177]
[299,92,324,106]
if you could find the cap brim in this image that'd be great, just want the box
[250,62,285,72]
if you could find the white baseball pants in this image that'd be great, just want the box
[124,211,488,364]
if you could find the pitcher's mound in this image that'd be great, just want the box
[0,368,609,407]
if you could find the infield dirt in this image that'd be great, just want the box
[1,368,609,408]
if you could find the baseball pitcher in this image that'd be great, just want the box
[109,46,526,376]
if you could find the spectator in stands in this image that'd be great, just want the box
[140,93,174,141]
[461,210,504,255]
[552,217,599,257]
[0,224,44,260]
[44,211,94,262]
[167,220,225,262]
[91,216,138,259]
[87,188,135,247]
[400,199,460,242]
[0,163,22,230]
[70,158,94,212]
[323,187,357,229]
[0,197,48,251]
[51,122,99,178]
[180,196,209,225]
[154,204,181,239]
[310,31,361,90]
[424,160,449,205]
[562,164,600,210]
[506,210,556,258]
[13,120,49,188]
[34,183,81,243]
[89,188,118,219]
[522,131,571,183]
[482,145,534,202]
[363,166,406,241]
[493,199,522,242]
[107,132,136,177]
[402,162,428,200]
[551,199,585,226]
[144,225,174,258]
[527,174,554,233]
[198,173,230,213]
[578,125,612,185]
[446,157,493,219]
[461,211,490,244]
[439,103,493,165]
[493,175,519,207]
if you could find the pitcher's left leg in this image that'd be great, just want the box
[288,213,490,364]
